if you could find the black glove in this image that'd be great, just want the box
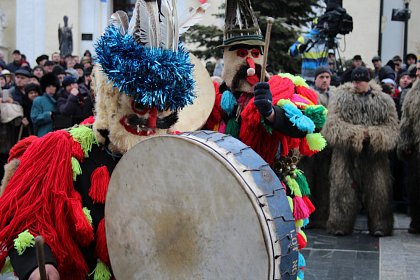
[253,82,273,117]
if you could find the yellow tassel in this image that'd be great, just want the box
[285,176,302,197]
[83,207,93,226]
[69,126,98,157]
[14,230,35,255]
[277,99,294,107]
[306,133,327,151]
[71,157,82,181]
[287,196,294,212]
[89,259,112,280]
[295,219,304,228]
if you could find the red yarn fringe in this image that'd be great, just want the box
[302,196,316,214]
[95,218,110,266]
[7,135,38,162]
[80,116,95,125]
[269,75,295,103]
[296,85,318,104]
[89,166,110,204]
[71,138,85,162]
[239,101,282,164]
[0,131,90,279]
[297,232,307,250]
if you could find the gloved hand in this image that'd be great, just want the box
[253,82,273,117]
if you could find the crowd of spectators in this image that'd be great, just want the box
[0,49,95,180]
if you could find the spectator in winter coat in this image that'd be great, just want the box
[31,73,60,136]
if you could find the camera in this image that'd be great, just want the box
[316,7,353,39]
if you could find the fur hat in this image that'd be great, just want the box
[40,73,60,92]
[36,54,49,65]
[24,83,42,95]
[351,66,371,82]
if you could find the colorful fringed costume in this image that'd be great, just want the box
[0,126,115,279]
[0,0,209,278]
[205,73,328,279]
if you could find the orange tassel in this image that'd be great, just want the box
[95,218,110,266]
[293,196,310,220]
[89,166,110,204]
[302,196,316,214]
[297,232,307,250]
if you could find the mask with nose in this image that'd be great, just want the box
[93,0,210,154]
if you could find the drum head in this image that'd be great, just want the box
[172,54,215,132]
[106,135,270,279]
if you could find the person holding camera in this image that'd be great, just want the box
[289,22,329,85]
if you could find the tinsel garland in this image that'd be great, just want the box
[95,25,195,111]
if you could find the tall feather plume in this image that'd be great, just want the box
[177,0,210,35]
[109,11,129,35]
[128,0,160,47]
[159,0,178,50]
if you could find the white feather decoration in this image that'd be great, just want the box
[109,11,129,35]
[127,0,160,47]
[177,1,210,35]
[159,0,178,50]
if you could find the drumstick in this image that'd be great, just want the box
[35,235,48,280]
[260,17,275,82]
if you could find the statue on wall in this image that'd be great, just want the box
[58,15,73,57]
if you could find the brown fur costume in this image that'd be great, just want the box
[323,82,399,236]
[397,79,420,233]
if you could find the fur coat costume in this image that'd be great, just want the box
[397,79,420,233]
[322,82,399,236]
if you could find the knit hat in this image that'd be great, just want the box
[52,65,66,76]
[314,66,332,79]
[351,66,371,82]
[62,76,77,87]
[371,55,381,62]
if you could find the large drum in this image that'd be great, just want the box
[106,131,298,279]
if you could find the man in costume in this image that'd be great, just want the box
[0,1,207,279]
[398,68,420,234]
[204,0,328,279]
[323,66,399,237]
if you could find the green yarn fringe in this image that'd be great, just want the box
[14,230,35,255]
[69,126,98,157]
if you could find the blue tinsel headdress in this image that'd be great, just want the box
[95,25,195,111]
